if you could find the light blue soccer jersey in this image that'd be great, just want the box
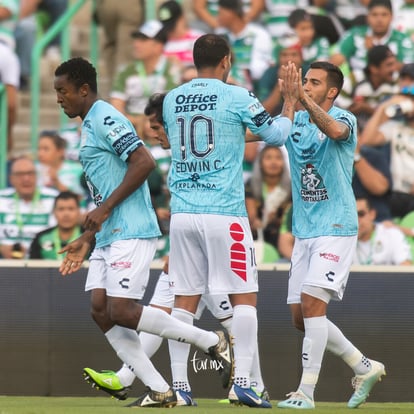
[284,106,358,238]
[163,78,290,216]
[79,100,161,248]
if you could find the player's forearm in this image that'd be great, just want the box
[280,99,296,122]
[300,95,348,140]
[80,230,96,244]
[260,117,292,146]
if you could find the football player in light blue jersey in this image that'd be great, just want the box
[277,61,385,410]
[81,93,269,406]
[77,100,160,247]
[163,34,298,408]
[54,57,234,408]
[164,61,293,217]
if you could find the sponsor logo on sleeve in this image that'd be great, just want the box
[112,132,138,155]
[252,110,271,127]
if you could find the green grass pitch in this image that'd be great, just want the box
[0,397,413,414]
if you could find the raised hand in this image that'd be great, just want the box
[279,61,300,105]
[279,61,301,120]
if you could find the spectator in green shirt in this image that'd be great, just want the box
[330,0,414,74]
[29,191,87,260]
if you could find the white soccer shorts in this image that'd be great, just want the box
[287,235,357,303]
[169,213,259,295]
[85,238,157,300]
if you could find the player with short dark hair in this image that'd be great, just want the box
[83,91,271,405]
[163,34,297,408]
[144,92,166,125]
[276,61,386,409]
[54,56,233,408]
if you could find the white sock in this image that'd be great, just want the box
[220,315,264,392]
[299,316,328,400]
[168,308,194,391]
[116,364,135,387]
[232,305,257,388]
[326,319,371,375]
[220,317,232,333]
[137,305,218,352]
[140,331,164,358]
[115,330,165,387]
[250,339,265,393]
[105,325,169,392]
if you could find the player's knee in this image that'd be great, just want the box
[90,304,111,330]
[289,303,304,331]
[90,289,108,325]
[292,314,305,331]
[108,297,140,328]
[108,300,126,325]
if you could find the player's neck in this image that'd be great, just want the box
[197,68,223,81]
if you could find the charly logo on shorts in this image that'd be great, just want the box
[119,278,130,289]
[190,350,224,374]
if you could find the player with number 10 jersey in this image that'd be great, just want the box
[163,80,291,217]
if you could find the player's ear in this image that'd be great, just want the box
[327,86,338,100]
[80,84,89,97]
[221,54,230,69]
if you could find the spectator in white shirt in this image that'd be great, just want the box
[353,197,412,265]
